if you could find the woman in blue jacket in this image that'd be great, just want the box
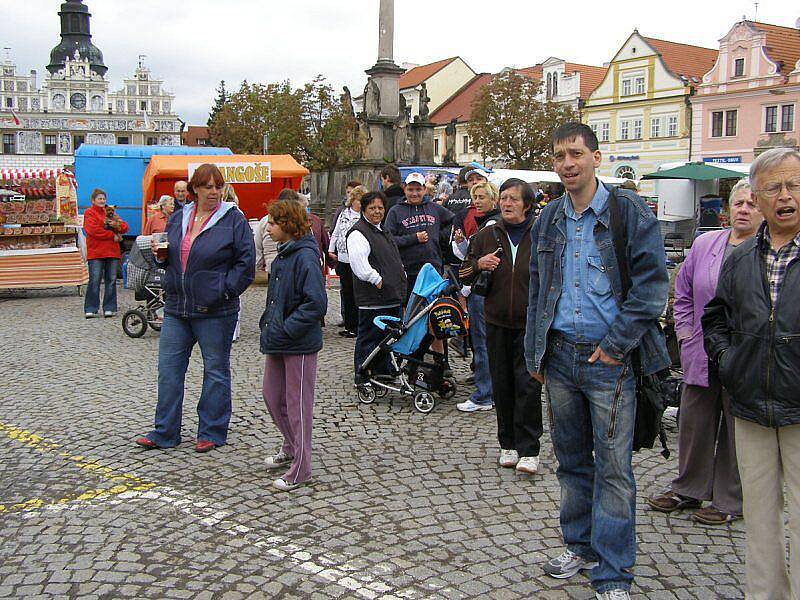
[136,164,255,453]
[260,199,327,491]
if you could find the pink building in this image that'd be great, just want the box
[691,20,800,165]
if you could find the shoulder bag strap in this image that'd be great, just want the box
[607,186,631,300]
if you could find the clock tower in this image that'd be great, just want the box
[47,0,107,77]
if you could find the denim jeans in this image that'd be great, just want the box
[147,313,237,447]
[544,333,637,593]
[354,306,401,381]
[84,258,119,314]
[466,293,492,406]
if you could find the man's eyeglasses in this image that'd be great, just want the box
[755,179,800,199]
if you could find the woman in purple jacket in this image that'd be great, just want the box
[646,178,762,525]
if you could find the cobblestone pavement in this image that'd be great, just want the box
[0,284,746,599]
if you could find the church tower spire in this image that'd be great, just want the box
[47,0,107,77]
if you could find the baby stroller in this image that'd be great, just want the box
[356,263,469,413]
[122,236,166,338]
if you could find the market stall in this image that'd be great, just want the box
[140,154,309,225]
[0,168,88,290]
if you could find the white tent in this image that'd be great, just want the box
[488,168,629,187]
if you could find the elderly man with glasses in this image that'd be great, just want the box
[703,147,800,600]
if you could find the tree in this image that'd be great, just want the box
[468,71,577,170]
[207,80,228,129]
[207,80,307,155]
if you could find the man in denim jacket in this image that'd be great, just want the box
[524,123,669,600]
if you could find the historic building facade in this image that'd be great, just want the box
[690,20,800,165]
[582,31,717,192]
[0,0,180,169]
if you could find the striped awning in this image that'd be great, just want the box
[0,247,88,289]
[0,168,76,186]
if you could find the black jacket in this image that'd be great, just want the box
[346,217,407,307]
[703,225,800,427]
[383,183,405,217]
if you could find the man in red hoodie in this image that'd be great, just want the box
[83,188,128,317]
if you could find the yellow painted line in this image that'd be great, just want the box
[0,421,156,514]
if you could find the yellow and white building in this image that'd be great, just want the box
[583,31,718,194]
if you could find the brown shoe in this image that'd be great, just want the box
[692,506,743,525]
[194,439,217,453]
[645,491,701,513]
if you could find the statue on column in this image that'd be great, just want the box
[444,118,457,164]
[394,99,413,163]
[363,77,381,117]
[417,82,431,122]
[341,86,354,118]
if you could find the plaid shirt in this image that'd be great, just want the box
[760,222,800,307]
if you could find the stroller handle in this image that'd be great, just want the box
[374,315,402,332]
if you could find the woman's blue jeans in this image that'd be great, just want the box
[147,313,237,447]
[84,258,119,314]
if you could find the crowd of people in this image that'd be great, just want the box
[75,120,800,599]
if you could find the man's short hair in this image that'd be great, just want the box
[499,177,536,209]
[346,179,362,189]
[750,147,800,188]
[380,164,402,185]
[458,166,471,185]
[552,122,599,153]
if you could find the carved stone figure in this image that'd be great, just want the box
[444,118,457,163]
[340,86,354,117]
[394,103,413,163]
[418,83,431,122]
[363,77,381,117]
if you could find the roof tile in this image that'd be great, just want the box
[642,36,718,81]
[750,21,800,76]
[429,74,493,125]
[399,57,458,89]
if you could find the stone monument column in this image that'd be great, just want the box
[365,0,403,119]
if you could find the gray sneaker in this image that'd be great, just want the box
[543,549,599,579]
[596,590,630,600]
[264,450,293,470]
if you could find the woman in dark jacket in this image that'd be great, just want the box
[260,200,328,492]
[135,164,255,453]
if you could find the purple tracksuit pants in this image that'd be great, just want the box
[262,353,317,484]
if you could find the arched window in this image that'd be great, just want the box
[546,73,552,99]
[615,165,636,180]
[552,74,558,98]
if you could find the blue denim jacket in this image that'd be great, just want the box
[524,185,670,376]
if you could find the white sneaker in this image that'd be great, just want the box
[273,477,303,492]
[498,449,519,468]
[543,548,599,579]
[103,311,116,318]
[516,455,539,474]
[264,450,293,470]
[84,312,98,318]
[596,590,630,600]
[456,400,493,412]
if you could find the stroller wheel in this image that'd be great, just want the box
[375,385,389,398]
[438,377,457,399]
[413,391,435,414]
[150,321,162,332]
[122,309,148,338]
[357,384,377,404]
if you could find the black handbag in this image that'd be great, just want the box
[471,226,504,297]
[608,188,670,459]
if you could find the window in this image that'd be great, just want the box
[782,105,795,132]
[5,97,12,108]
[117,136,129,144]
[552,75,558,97]
[615,165,636,180]
[44,134,57,155]
[635,77,645,95]
[17,81,26,92]
[711,111,724,137]
[163,101,171,114]
[73,134,84,150]
[589,123,598,138]
[600,122,609,142]
[198,138,208,146]
[621,79,631,96]
[765,106,778,133]
[126,85,135,96]
[734,58,745,77]
[725,110,737,136]
[668,115,678,137]
[633,119,642,139]
[462,135,470,154]
[650,117,661,138]
[116,100,125,113]
[18,97,27,111]
[146,136,158,146]
[139,85,149,96]
[2,133,15,154]
[140,100,147,111]
[620,119,629,140]
[127,100,136,113]
[434,138,439,157]
[546,73,552,99]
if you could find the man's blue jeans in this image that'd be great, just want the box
[147,313,237,447]
[467,293,492,406]
[84,258,119,314]
[544,334,637,593]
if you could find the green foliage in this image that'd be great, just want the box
[206,76,362,168]
[468,71,577,170]
[207,80,228,129]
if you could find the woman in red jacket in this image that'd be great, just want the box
[83,188,128,317]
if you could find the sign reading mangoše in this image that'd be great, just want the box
[187,162,272,184]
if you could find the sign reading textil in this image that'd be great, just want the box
[703,156,742,164]
[187,162,272,184]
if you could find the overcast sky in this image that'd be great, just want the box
[3,1,798,125]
